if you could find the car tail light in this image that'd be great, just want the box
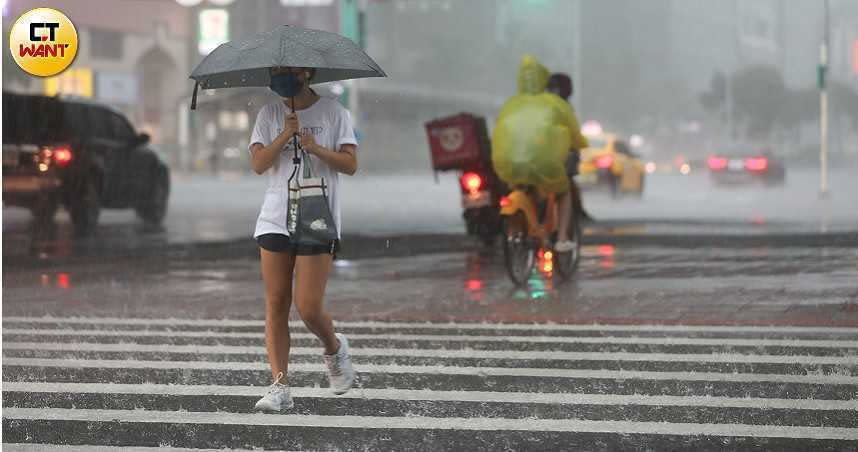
[745,157,768,172]
[499,196,511,207]
[595,154,614,169]
[707,156,727,171]
[461,172,483,193]
[53,147,73,167]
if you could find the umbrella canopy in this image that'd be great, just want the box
[189,25,386,109]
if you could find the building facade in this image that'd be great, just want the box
[4,0,191,166]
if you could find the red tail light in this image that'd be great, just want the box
[595,155,614,169]
[707,156,727,171]
[597,244,615,257]
[53,147,73,167]
[745,157,768,172]
[461,172,483,193]
[499,196,511,207]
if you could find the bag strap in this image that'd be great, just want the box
[282,101,323,190]
[301,150,314,179]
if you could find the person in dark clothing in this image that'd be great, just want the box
[546,72,592,221]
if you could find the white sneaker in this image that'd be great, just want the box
[253,371,294,412]
[554,240,577,253]
[324,332,355,395]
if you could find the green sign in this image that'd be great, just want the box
[817,64,827,89]
[199,9,229,56]
[339,0,364,104]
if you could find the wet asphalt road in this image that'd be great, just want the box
[2,167,857,262]
[3,168,858,450]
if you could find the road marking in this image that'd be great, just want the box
[4,408,857,440]
[5,342,857,365]
[5,329,857,348]
[5,358,857,385]
[5,382,857,411]
[2,446,247,452]
[5,316,858,334]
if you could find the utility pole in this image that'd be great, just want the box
[340,0,365,118]
[819,0,830,198]
[729,0,740,141]
[572,0,582,109]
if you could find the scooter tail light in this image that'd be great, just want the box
[461,172,483,193]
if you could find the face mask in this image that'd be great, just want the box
[269,72,304,98]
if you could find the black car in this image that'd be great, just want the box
[2,91,170,236]
[706,147,786,186]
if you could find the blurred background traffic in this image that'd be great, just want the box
[3,0,858,250]
[4,0,857,175]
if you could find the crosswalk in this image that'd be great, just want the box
[3,316,857,451]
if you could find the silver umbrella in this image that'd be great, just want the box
[189,25,386,110]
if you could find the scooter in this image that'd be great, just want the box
[499,183,581,286]
[425,114,505,247]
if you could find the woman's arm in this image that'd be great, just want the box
[249,112,300,175]
[300,133,357,175]
[250,133,290,175]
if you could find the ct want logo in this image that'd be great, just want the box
[9,7,78,77]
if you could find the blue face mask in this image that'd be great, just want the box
[269,72,304,98]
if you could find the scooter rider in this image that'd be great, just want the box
[491,56,588,253]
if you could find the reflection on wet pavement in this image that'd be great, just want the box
[5,242,856,327]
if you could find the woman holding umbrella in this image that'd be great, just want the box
[190,25,386,412]
[248,65,358,411]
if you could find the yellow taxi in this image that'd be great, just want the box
[577,133,645,197]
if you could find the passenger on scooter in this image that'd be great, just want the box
[491,56,589,252]
[547,72,591,224]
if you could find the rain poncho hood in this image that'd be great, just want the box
[491,55,589,193]
[517,55,549,95]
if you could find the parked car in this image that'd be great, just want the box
[577,133,645,197]
[2,91,170,236]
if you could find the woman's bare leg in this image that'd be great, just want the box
[293,253,338,354]
[260,248,296,381]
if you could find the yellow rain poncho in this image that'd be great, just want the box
[491,55,588,193]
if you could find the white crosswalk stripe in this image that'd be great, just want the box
[3,316,857,450]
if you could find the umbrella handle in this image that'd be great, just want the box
[190,82,199,110]
[291,96,300,165]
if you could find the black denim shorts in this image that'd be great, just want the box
[256,233,340,256]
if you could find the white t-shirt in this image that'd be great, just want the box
[248,96,358,240]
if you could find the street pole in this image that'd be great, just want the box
[729,0,740,141]
[340,0,364,125]
[819,0,830,198]
[572,0,582,109]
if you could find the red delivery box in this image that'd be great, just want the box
[425,113,490,171]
